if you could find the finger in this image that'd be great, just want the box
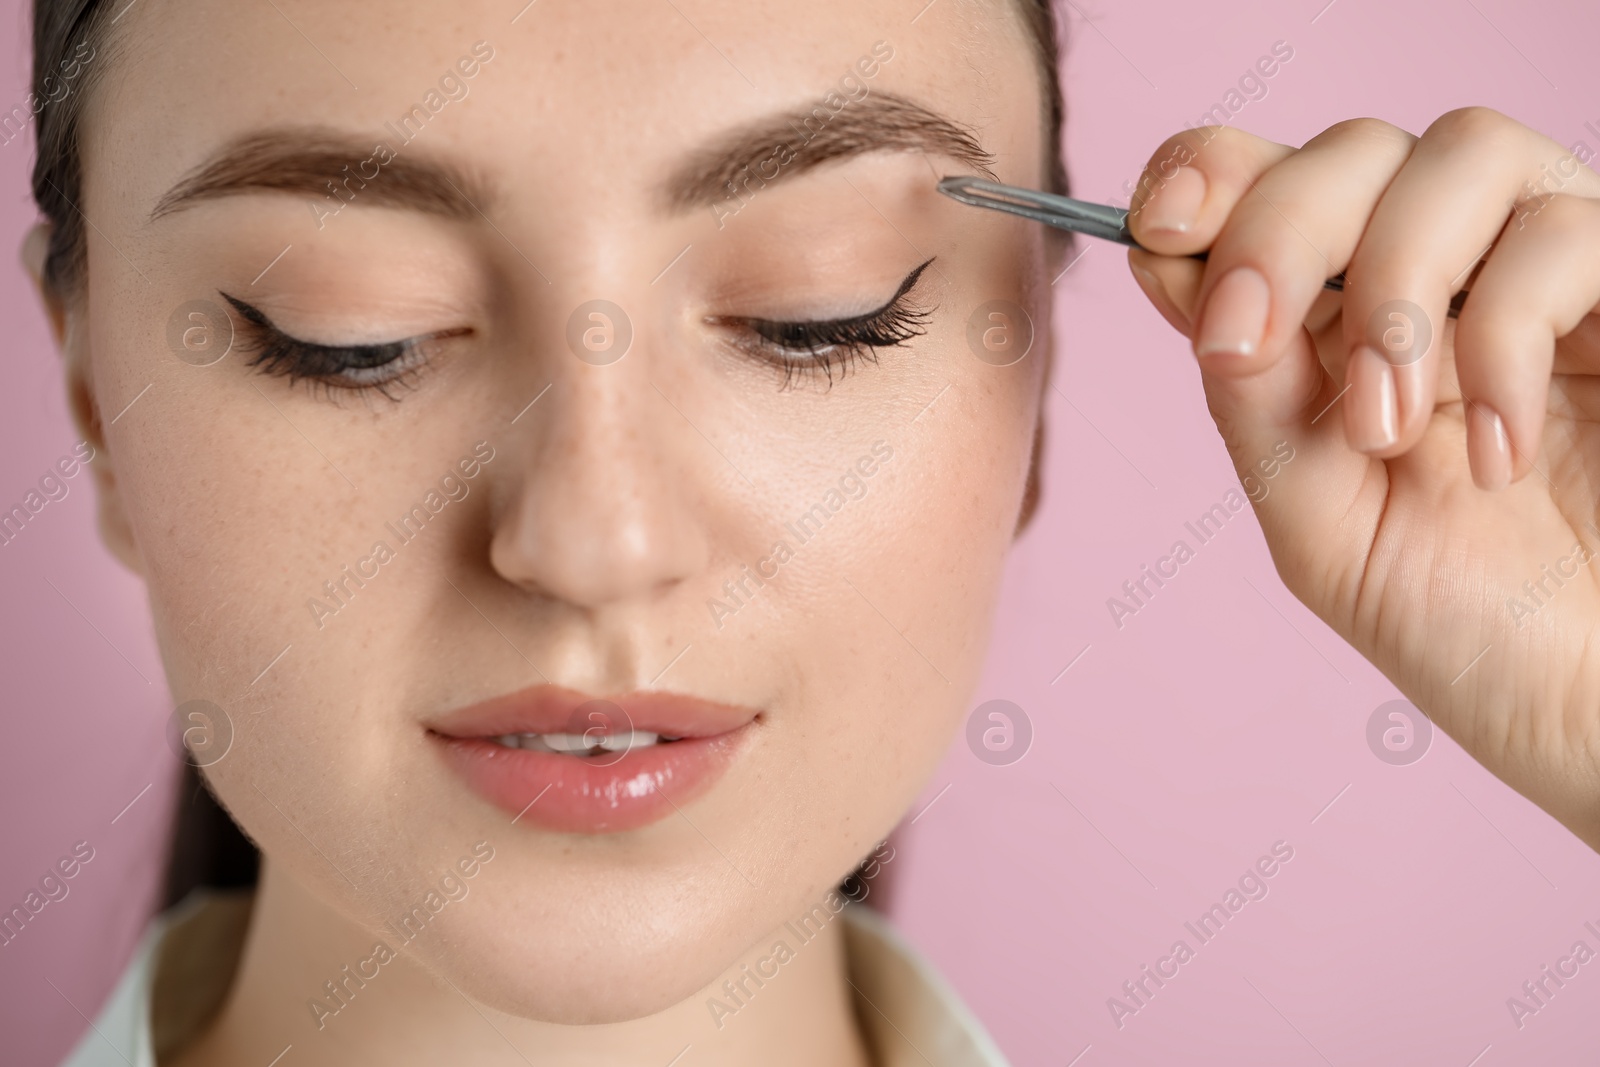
[1126,126,1297,255]
[1453,193,1600,489]
[1129,249,1381,605]
[1128,252,1199,337]
[1129,246,1345,486]
[1554,312,1600,374]
[1183,118,1418,380]
[1341,107,1598,459]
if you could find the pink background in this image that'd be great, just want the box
[5,1,1600,1064]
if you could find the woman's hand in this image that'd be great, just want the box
[1125,109,1600,851]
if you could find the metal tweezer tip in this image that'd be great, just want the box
[936,176,1136,247]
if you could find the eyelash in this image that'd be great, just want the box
[224,255,937,400]
[711,257,937,389]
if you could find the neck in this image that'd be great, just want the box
[171,859,874,1067]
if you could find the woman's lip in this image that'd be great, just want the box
[429,726,750,833]
[425,684,759,833]
[425,683,760,740]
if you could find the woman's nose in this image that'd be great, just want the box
[487,337,711,610]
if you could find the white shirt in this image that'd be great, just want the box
[59,890,1012,1067]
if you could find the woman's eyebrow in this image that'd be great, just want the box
[149,128,491,221]
[147,91,995,224]
[657,91,998,212]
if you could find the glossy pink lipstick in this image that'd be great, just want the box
[426,685,757,833]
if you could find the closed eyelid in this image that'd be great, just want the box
[709,255,939,329]
[221,291,459,403]
[777,256,935,326]
[218,292,435,350]
[704,256,937,390]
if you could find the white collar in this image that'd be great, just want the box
[58,889,1012,1067]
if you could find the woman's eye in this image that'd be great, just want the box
[220,256,936,401]
[221,292,459,400]
[711,257,938,388]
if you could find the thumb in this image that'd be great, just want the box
[1125,249,1375,575]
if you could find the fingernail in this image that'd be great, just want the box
[1129,263,1191,332]
[1139,165,1207,234]
[1467,402,1513,491]
[1195,266,1270,359]
[1344,344,1398,452]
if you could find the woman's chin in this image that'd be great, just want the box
[414,912,752,1024]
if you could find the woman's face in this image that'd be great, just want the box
[59,0,1056,1021]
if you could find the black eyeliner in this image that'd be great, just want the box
[219,291,427,399]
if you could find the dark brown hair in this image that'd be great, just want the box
[30,0,117,301]
[29,0,1070,905]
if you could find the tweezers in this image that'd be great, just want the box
[937,176,1467,319]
